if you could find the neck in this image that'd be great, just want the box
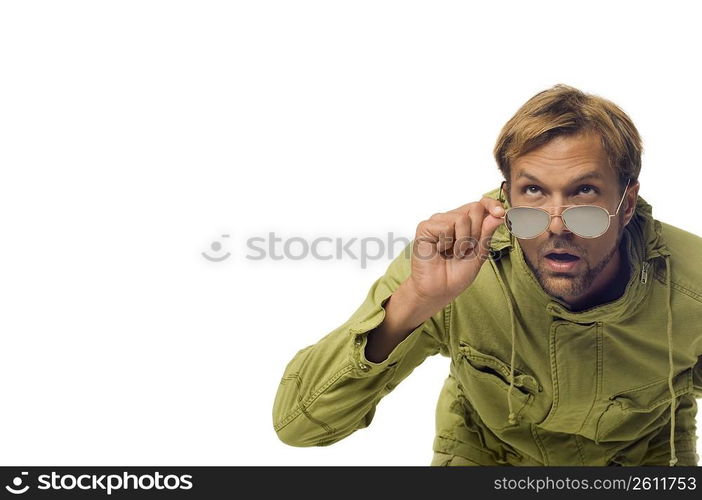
[563,241,630,312]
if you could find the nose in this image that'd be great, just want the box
[547,209,572,236]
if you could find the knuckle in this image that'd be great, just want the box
[440,221,453,233]
[456,217,471,232]
[479,197,494,208]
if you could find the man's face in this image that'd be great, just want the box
[505,131,639,306]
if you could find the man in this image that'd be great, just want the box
[272,84,702,466]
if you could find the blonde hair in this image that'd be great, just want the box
[493,84,642,193]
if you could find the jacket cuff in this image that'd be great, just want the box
[348,290,427,377]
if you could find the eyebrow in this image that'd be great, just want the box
[516,171,604,185]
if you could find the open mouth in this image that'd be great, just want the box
[543,252,582,271]
[545,252,580,262]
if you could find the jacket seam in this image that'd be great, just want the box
[576,322,603,435]
[540,322,560,428]
[445,301,452,340]
[434,435,520,465]
[299,403,336,443]
[574,434,586,465]
[610,367,693,401]
[530,425,549,466]
[274,363,354,432]
[653,273,702,304]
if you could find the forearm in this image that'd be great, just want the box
[364,280,442,363]
[273,242,447,447]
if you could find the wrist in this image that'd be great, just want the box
[390,280,443,331]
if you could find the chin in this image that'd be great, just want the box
[541,276,586,298]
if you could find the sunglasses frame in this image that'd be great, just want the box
[497,178,631,239]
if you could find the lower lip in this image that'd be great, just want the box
[544,255,581,272]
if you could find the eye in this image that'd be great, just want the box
[577,185,599,195]
[524,185,542,195]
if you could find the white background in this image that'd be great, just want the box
[1,1,701,465]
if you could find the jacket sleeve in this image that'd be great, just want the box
[272,239,449,447]
[694,354,702,399]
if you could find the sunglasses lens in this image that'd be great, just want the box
[505,207,550,238]
[562,206,610,237]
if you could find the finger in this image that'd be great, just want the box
[480,212,504,240]
[430,212,472,258]
[427,213,463,256]
[475,197,506,258]
[446,201,478,216]
[445,201,500,258]
[452,212,472,258]
[417,218,455,255]
[479,196,506,218]
[475,211,505,260]
[466,204,486,250]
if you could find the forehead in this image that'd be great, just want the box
[511,131,614,184]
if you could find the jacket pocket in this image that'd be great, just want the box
[595,367,694,444]
[454,340,540,430]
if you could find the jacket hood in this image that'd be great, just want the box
[481,186,679,466]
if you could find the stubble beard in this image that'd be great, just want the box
[524,224,626,302]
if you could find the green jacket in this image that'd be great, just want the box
[272,187,702,466]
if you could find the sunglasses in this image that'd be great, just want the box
[497,178,631,239]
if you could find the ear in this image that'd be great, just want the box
[500,180,510,205]
[623,180,640,226]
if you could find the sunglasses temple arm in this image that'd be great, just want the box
[613,178,631,215]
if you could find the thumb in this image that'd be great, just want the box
[476,211,505,259]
